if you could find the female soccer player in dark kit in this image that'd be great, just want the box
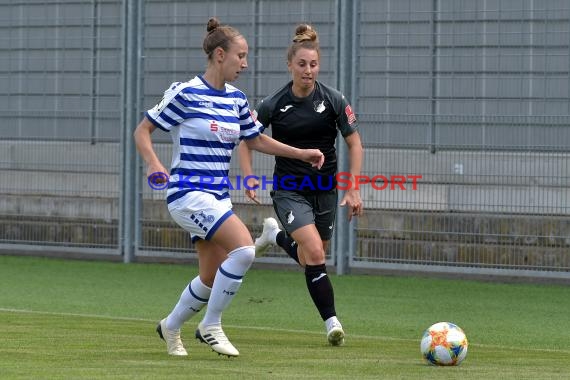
[238,23,364,346]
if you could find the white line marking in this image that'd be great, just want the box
[1,308,569,354]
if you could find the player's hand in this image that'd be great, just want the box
[146,163,169,190]
[301,149,325,170]
[245,176,261,204]
[339,188,363,221]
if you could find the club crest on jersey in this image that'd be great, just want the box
[196,211,215,225]
[314,100,326,113]
[190,211,215,234]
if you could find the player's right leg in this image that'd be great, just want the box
[156,275,213,356]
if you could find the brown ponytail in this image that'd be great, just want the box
[203,17,242,59]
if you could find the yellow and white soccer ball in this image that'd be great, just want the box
[420,322,468,366]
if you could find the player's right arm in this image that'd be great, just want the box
[133,117,169,181]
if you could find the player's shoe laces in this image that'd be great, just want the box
[326,319,345,346]
[195,323,239,357]
[156,318,188,356]
[254,217,280,257]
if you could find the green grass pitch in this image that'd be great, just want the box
[1,255,569,379]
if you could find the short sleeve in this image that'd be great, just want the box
[238,97,263,140]
[254,98,271,130]
[145,82,184,132]
[336,94,358,137]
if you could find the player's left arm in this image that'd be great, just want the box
[340,131,364,220]
[245,133,324,169]
[335,92,364,220]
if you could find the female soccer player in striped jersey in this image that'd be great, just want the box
[238,23,364,346]
[134,18,324,358]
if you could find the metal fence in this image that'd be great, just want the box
[0,0,568,279]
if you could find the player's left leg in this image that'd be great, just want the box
[291,224,345,346]
[254,217,282,257]
[195,214,256,357]
[301,190,345,345]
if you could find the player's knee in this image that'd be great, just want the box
[299,242,325,262]
[229,245,255,267]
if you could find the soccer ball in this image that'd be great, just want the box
[420,322,468,366]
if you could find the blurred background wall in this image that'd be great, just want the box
[0,0,568,279]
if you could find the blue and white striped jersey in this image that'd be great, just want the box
[145,75,261,205]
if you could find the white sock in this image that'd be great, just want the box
[201,246,255,326]
[166,276,211,330]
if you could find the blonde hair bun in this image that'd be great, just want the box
[293,24,318,43]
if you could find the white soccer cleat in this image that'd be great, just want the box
[156,318,188,356]
[195,323,239,357]
[326,319,345,346]
[254,217,281,257]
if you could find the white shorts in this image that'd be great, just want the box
[168,192,234,243]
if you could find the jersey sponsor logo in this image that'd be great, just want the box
[199,101,213,108]
[219,126,240,142]
[211,120,240,142]
[314,100,326,113]
[345,105,357,125]
[279,105,293,113]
